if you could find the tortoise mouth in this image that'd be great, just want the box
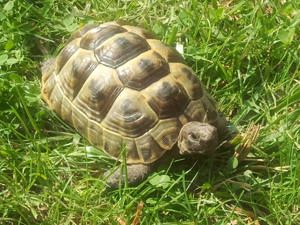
[179,143,214,155]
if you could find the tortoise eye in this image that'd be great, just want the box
[188,133,198,141]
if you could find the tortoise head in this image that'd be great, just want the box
[177,121,219,155]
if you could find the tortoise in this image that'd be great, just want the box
[41,21,232,188]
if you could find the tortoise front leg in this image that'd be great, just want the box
[104,164,152,189]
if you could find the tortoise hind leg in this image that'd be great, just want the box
[104,164,152,189]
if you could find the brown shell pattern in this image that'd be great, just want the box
[41,22,220,164]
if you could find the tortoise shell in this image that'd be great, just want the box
[41,21,221,164]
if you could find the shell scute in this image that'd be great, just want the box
[70,24,99,40]
[87,120,103,147]
[135,133,164,163]
[101,89,158,138]
[57,50,98,100]
[170,63,203,100]
[56,38,80,73]
[147,39,184,63]
[150,118,181,150]
[122,25,156,39]
[94,32,150,68]
[80,25,126,50]
[117,50,169,90]
[72,105,89,137]
[143,76,190,118]
[72,65,123,122]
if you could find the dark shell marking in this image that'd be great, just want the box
[94,32,150,68]
[101,89,158,138]
[72,65,123,122]
[58,50,98,100]
[56,39,80,73]
[144,77,190,118]
[80,25,126,50]
[117,51,169,90]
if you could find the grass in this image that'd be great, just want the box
[0,0,299,224]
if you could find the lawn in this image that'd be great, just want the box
[0,0,299,224]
